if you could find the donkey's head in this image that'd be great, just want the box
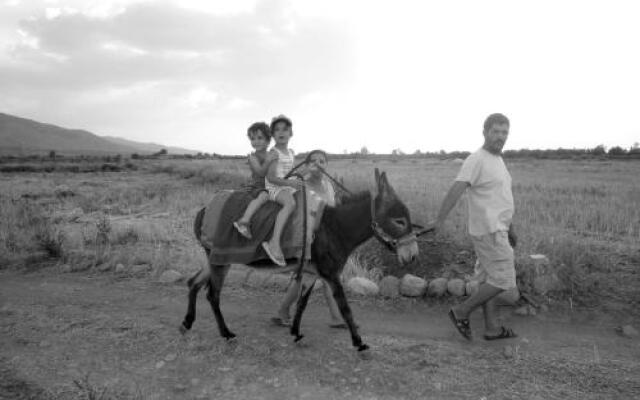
[372,169,419,265]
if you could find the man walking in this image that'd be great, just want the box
[431,113,517,341]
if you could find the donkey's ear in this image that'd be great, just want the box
[374,168,381,187]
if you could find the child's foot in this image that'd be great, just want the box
[262,242,286,266]
[233,221,252,239]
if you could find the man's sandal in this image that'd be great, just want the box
[448,309,472,341]
[483,326,517,341]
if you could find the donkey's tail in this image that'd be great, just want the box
[193,207,206,243]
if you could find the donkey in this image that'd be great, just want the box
[180,169,419,351]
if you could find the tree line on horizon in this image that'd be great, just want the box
[1,143,638,162]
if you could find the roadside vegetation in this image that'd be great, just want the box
[1,156,638,315]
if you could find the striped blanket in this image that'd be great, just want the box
[199,190,306,266]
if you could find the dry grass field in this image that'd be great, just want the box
[1,156,640,399]
[1,156,639,311]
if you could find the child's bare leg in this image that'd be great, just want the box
[276,279,300,323]
[238,192,268,224]
[264,190,295,261]
[322,281,342,323]
[234,192,268,239]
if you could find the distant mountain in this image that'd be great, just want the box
[102,136,199,155]
[0,112,201,155]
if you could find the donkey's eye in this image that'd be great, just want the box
[392,218,407,229]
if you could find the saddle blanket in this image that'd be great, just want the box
[199,190,309,266]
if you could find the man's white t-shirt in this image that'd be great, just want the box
[455,148,514,236]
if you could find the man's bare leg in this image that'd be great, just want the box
[451,282,503,320]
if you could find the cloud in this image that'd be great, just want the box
[0,0,355,151]
[3,1,354,102]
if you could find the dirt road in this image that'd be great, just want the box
[1,267,639,400]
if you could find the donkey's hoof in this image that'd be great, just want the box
[357,344,370,352]
[223,331,237,340]
[179,323,190,335]
[293,334,304,343]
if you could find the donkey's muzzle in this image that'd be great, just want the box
[396,235,419,265]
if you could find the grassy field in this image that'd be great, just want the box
[1,157,638,313]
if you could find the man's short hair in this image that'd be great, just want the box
[247,122,271,140]
[483,113,510,132]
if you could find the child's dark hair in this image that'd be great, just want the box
[305,149,328,164]
[247,122,271,140]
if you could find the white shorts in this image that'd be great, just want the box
[470,231,516,290]
[267,186,297,201]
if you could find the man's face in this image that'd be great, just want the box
[272,122,292,145]
[249,131,269,151]
[483,123,509,154]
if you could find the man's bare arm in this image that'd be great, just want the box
[434,180,470,228]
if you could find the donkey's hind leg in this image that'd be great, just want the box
[206,264,235,340]
[180,266,211,334]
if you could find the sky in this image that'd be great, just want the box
[1,0,639,155]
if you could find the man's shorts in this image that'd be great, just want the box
[470,231,516,290]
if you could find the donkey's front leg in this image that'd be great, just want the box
[205,264,235,340]
[180,267,210,334]
[326,277,368,351]
[290,278,317,342]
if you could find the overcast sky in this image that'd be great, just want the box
[1,0,639,154]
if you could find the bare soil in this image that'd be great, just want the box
[1,267,639,400]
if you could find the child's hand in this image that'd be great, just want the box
[265,151,278,164]
[289,179,305,190]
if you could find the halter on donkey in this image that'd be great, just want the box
[181,153,427,351]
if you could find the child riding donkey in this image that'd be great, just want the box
[234,115,303,266]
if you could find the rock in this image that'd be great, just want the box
[190,378,200,386]
[158,270,183,284]
[173,384,187,392]
[503,345,514,359]
[347,277,379,296]
[164,353,177,362]
[60,264,72,273]
[533,274,562,295]
[447,279,466,297]
[426,277,447,297]
[115,263,126,273]
[528,305,537,316]
[620,325,639,338]
[379,276,400,299]
[400,274,428,297]
[97,262,112,272]
[39,340,51,348]
[514,306,529,316]
[155,361,165,369]
[54,185,74,198]
[132,264,151,275]
[497,287,520,305]
[530,254,549,262]
[465,281,479,296]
